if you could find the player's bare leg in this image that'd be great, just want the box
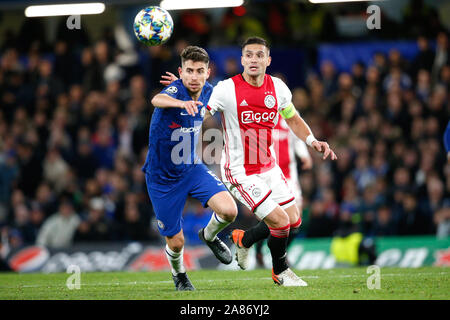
[165,230,195,291]
[199,191,237,264]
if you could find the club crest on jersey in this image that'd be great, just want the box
[252,188,262,197]
[166,86,178,94]
[264,95,276,109]
[157,220,165,230]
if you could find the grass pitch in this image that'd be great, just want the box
[0,267,448,300]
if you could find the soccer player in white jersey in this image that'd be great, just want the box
[207,37,337,286]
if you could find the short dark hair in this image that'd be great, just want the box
[241,36,270,51]
[180,46,209,65]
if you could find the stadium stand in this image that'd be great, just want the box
[0,1,448,256]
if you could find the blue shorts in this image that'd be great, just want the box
[145,164,227,237]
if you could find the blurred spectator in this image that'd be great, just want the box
[359,184,383,236]
[53,40,76,89]
[115,201,151,242]
[223,57,240,79]
[0,227,11,271]
[306,200,337,238]
[434,208,450,238]
[431,31,450,84]
[36,199,80,248]
[28,202,45,242]
[15,141,43,198]
[351,61,366,93]
[43,148,70,193]
[411,36,435,78]
[0,152,19,209]
[415,69,432,102]
[383,66,412,92]
[91,118,117,169]
[403,0,444,38]
[319,60,338,98]
[419,176,448,227]
[397,191,430,235]
[178,10,211,46]
[72,134,98,182]
[373,205,397,236]
[34,182,58,218]
[74,197,113,242]
[351,153,377,192]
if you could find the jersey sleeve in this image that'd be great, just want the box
[206,80,232,115]
[272,76,297,119]
[272,76,292,110]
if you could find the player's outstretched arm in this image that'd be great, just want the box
[285,113,337,161]
[151,93,202,116]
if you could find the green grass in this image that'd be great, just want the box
[0,267,448,300]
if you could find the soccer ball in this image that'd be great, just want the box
[133,6,173,46]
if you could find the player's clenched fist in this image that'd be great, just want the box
[180,100,203,116]
[311,140,338,161]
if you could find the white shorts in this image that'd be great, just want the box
[223,165,296,220]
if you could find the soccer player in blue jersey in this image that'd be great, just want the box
[142,46,238,291]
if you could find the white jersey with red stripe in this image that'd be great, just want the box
[207,74,297,219]
[207,74,293,179]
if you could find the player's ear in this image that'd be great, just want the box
[267,55,272,67]
[178,66,182,77]
[206,67,210,80]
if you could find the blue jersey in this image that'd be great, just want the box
[142,80,213,188]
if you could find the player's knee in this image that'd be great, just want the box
[167,235,185,252]
[265,207,290,229]
[290,215,302,230]
[278,213,290,229]
[219,203,238,222]
[169,241,184,253]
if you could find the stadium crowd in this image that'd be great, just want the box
[0,4,449,257]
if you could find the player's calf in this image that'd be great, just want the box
[208,191,238,223]
[204,191,237,242]
[287,215,302,248]
[166,232,185,253]
[263,207,291,275]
